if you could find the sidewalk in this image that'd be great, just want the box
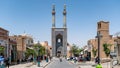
[9,60,52,68]
[70,61,94,68]
[69,60,120,68]
[10,62,33,68]
[101,62,120,68]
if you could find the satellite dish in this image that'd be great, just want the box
[112,59,118,66]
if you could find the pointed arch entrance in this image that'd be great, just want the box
[52,28,67,57]
[56,34,63,57]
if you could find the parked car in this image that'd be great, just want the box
[69,57,73,60]
[67,57,70,60]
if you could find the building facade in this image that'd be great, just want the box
[51,5,67,57]
[114,36,120,64]
[88,21,115,59]
[9,38,17,64]
[10,34,33,61]
[0,27,9,58]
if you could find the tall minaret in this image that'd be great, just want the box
[52,5,56,28]
[63,4,67,28]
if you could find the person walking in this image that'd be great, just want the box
[95,56,99,64]
[5,58,9,68]
[0,56,5,68]
[37,56,41,67]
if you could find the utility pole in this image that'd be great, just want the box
[96,31,102,64]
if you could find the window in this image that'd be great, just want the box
[98,23,101,29]
[99,23,101,28]
[58,39,61,43]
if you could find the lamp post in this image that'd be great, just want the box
[45,41,49,62]
[37,48,40,67]
[96,31,102,64]
[33,47,36,65]
[37,41,40,67]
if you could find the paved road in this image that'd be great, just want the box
[46,58,77,68]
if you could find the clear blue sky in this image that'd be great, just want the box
[0,0,120,47]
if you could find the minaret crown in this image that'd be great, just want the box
[63,4,67,28]
[52,5,56,28]
[63,4,66,15]
[52,5,55,15]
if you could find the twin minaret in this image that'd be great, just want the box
[52,5,67,28]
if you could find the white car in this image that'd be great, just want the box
[67,57,70,60]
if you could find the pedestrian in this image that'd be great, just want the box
[46,56,48,62]
[95,56,99,64]
[0,56,5,68]
[17,59,19,64]
[5,58,9,68]
[44,56,46,60]
[37,56,41,67]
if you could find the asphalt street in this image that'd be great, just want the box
[46,58,77,68]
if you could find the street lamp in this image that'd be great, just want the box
[37,41,40,67]
[45,46,49,62]
[96,31,102,64]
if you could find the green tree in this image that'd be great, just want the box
[92,47,97,57]
[0,46,4,54]
[78,48,83,53]
[70,44,80,57]
[34,44,46,56]
[103,43,112,68]
[39,46,46,55]
[103,43,112,57]
[25,48,36,58]
[25,43,46,59]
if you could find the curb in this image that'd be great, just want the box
[43,61,52,68]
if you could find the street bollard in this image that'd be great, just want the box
[46,57,48,62]
[33,57,36,65]
[96,64,102,68]
[38,61,40,67]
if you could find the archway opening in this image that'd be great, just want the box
[56,34,63,56]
